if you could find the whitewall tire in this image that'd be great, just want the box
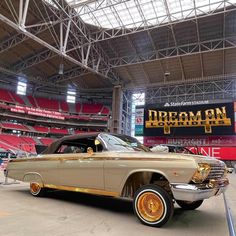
[133,184,174,227]
[30,182,46,197]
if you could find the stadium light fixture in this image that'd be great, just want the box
[67,90,76,103]
[17,81,27,95]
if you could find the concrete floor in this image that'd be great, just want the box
[0,172,235,236]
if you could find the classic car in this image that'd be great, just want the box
[6,132,229,227]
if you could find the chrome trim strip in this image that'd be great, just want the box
[43,184,119,197]
[11,156,182,162]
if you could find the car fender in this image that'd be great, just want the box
[23,172,44,185]
[119,169,170,194]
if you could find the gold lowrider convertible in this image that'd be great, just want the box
[6,133,229,227]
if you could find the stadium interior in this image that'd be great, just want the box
[0,0,236,235]
[0,0,236,161]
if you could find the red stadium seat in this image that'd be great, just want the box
[60,101,69,112]
[10,92,25,105]
[0,140,18,151]
[101,106,110,115]
[34,126,49,133]
[0,134,36,153]
[27,96,38,107]
[36,97,59,111]
[82,103,103,114]
[1,122,29,131]
[75,103,81,113]
[0,89,14,103]
[50,128,68,134]
[49,128,69,134]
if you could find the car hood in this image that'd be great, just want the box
[111,150,224,165]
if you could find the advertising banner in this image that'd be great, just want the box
[10,105,65,120]
[142,102,235,136]
[144,135,236,147]
[135,108,144,136]
[188,146,236,161]
[143,137,236,160]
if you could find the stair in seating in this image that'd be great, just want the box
[32,137,42,145]
[68,103,76,113]
[21,96,32,107]
[24,125,36,132]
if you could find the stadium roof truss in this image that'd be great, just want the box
[0,0,236,91]
[141,75,236,103]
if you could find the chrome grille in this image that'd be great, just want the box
[206,163,225,180]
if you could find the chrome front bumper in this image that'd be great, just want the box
[170,178,229,202]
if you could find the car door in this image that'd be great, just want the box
[57,152,104,190]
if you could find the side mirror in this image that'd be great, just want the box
[87,147,94,155]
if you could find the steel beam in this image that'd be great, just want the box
[163,0,185,80]
[0,65,64,88]
[50,0,120,83]
[193,0,204,77]
[146,30,166,80]
[0,19,59,54]
[70,0,129,10]
[13,48,56,72]
[128,76,236,104]
[1,0,120,84]
[223,1,226,75]
[4,0,18,23]
[109,37,236,67]
[60,21,63,52]
[0,13,119,83]
[125,35,150,83]
[19,0,23,26]
[83,1,236,44]
[106,39,133,83]
[48,66,88,83]
[63,19,71,53]
[21,0,30,27]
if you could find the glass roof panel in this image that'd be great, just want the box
[96,6,115,27]
[168,0,182,13]
[140,1,157,21]
[63,0,236,29]
[180,0,194,10]
[195,0,211,12]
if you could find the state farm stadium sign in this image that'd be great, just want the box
[10,105,65,120]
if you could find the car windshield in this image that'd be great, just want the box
[99,133,148,152]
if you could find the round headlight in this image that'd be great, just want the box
[192,163,211,183]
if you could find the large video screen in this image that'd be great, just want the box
[136,102,235,137]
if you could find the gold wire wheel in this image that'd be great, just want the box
[137,191,164,222]
[30,183,41,195]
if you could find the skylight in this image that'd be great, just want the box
[66,0,236,29]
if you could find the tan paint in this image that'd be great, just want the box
[7,151,223,197]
